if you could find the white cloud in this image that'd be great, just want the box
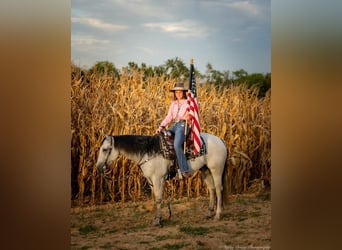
[226,1,262,17]
[203,0,263,17]
[71,0,271,73]
[72,17,127,31]
[107,0,174,19]
[144,20,209,38]
[136,46,154,55]
[72,37,111,46]
[232,37,241,42]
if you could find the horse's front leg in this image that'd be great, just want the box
[151,178,164,226]
[201,168,216,218]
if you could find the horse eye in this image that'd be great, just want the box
[102,148,109,152]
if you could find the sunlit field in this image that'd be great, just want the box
[71,66,271,206]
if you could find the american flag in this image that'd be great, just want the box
[187,60,201,154]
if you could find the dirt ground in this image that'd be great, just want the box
[71,192,271,249]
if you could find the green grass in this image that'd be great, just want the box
[78,224,97,235]
[126,223,149,232]
[155,235,170,241]
[235,231,244,236]
[105,228,118,234]
[139,240,151,244]
[179,226,209,235]
[235,196,249,205]
[221,211,234,220]
[238,216,248,222]
[257,192,271,201]
[99,242,113,249]
[162,242,188,249]
[249,211,262,217]
[79,246,91,250]
[132,210,148,219]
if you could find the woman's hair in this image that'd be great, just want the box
[173,90,187,100]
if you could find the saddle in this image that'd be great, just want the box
[158,128,206,179]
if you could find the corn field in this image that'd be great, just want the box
[71,66,271,206]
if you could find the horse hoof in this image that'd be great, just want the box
[205,211,214,219]
[152,218,162,227]
[213,215,221,221]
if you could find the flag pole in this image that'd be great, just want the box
[184,58,194,154]
[183,120,188,154]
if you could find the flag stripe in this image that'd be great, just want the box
[187,62,201,154]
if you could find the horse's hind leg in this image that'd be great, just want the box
[210,166,225,221]
[213,174,223,220]
[201,167,216,218]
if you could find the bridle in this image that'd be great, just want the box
[101,136,114,179]
[103,147,112,170]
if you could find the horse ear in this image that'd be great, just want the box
[104,135,114,146]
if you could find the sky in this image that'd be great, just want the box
[71,0,270,75]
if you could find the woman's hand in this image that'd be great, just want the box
[156,126,164,134]
[185,112,191,123]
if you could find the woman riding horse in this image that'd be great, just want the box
[156,82,191,178]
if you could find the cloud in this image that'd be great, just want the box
[143,20,209,38]
[226,1,263,17]
[72,37,111,46]
[71,17,127,31]
[203,0,264,18]
[106,0,174,19]
[232,37,241,42]
[71,0,271,73]
[136,46,154,55]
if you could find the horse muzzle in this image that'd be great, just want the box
[96,163,107,173]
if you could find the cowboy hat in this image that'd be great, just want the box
[169,82,188,91]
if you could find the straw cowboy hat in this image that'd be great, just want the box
[169,82,188,91]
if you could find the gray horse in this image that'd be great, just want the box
[96,133,228,226]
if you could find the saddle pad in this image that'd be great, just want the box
[159,134,206,160]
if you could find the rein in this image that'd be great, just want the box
[137,154,158,167]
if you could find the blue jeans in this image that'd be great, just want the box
[168,122,190,173]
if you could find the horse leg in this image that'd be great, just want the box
[151,178,164,227]
[212,170,224,221]
[201,167,216,219]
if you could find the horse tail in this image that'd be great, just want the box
[222,147,230,208]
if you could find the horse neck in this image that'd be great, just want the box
[113,135,160,164]
[119,149,145,164]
